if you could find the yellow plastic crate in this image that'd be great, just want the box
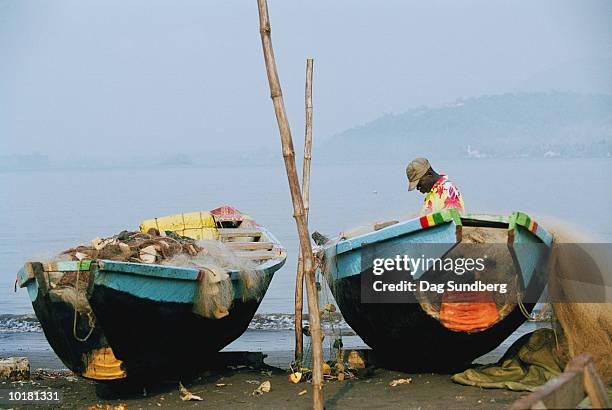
[140,211,219,240]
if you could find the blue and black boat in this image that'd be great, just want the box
[318,209,552,371]
[17,206,286,380]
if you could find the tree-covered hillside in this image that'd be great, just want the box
[320,92,612,161]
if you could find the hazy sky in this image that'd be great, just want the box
[1,0,611,157]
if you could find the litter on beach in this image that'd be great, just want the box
[179,382,203,401]
[390,378,413,387]
[253,380,271,395]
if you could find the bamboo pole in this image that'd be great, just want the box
[256,2,324,409]
[303,58,313,219]
[295,58,313,362]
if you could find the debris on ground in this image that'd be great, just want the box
[87,404,128,410]
[288,372,302,384]
[179,382,203,401]
[389,378,412,387]
[32,369,75,380]
[253,380,271,395]
[0,357,30,381]
[348,350,365,369]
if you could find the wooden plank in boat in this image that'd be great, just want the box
[218,228,262,238]
[226,242,274,250]
[236,251,279,260]
[374,220,399,231]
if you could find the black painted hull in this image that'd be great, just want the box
[88,277,270,379]
[31,291,110,375]
[329,273,540,372]
[18,262,124,380]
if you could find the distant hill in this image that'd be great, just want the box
[0,153,50,171]
[319,92,612,162]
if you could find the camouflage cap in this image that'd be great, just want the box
[406,157,430,191]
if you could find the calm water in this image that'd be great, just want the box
[1,158,611,316]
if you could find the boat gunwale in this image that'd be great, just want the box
[328,210,552,258]
[96,255,286,282]
[333,209,462,256]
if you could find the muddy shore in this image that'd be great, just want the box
[1,346,530,410]
[4,365,525,410]
[1,324,551,409]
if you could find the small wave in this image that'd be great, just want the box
[248,312,350,331]
[0,312,350,333]
[0,314,42,333]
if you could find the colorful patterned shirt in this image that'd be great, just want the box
[421,175,465,215]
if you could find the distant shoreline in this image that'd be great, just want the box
[1,155,611,174]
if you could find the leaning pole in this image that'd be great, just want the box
[256,1,324,409]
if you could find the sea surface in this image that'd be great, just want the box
[1,158,611,364]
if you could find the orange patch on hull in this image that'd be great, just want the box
[439,291,500,332]
[82,347,126,380]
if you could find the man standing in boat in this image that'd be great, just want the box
[406,157,465,215]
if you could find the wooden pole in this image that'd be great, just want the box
[303,58,313,220]
[295,58,313,362]
[256,2,324,409]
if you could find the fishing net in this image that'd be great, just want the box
[49,287,90,312]
[164,240,263,319]
[455,219,612,387]
[315,237,345,309]
[542,220,612,383]
[296,243,358,382]
[45,230,266,321]
[58,230,202,263]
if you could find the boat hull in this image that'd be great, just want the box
[330,273,537,371]
[87,258,284,380]
[88,274,273,378]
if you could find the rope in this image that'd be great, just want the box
[318,268,340,358]
[301,258,343,375]
[517,294,559,351]
[516,293,551,322]
[550,310,560,350]
[72,268,95,342]
[200,212,205,237]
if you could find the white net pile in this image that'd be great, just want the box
[164,240,263,319]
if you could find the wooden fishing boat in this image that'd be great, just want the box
[318,209,553,371]
[85,206,286,379]
[17,206,285,380]
[17,260,126,380]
